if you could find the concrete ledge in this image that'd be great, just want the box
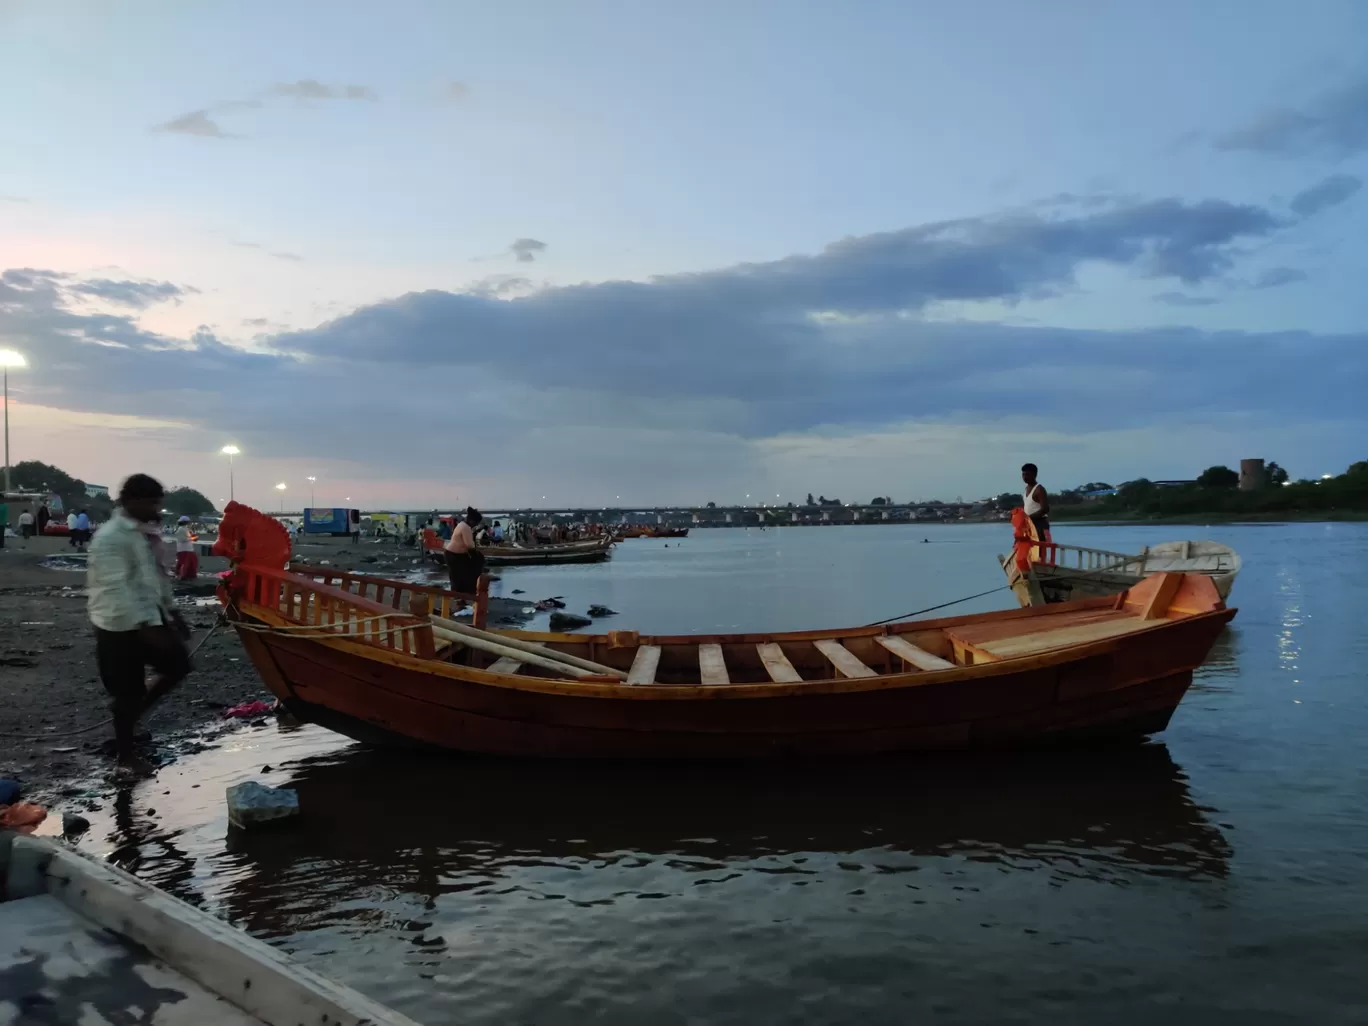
[10,835,422,1026]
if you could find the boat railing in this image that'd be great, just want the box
[228,564,440,657]
[285,563,491,630]
[1034,542,1146,575]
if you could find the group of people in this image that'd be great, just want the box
[0,502,87,549]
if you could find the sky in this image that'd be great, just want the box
[1,0,1366,510]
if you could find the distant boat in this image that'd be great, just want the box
[421,528,613,566]
[617,525,689,539]
[216,502,1236,758]
[1000,510,1241,607]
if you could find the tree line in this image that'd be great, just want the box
[7,461,217,518]
[1055,461,1368,519]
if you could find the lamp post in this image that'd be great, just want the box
[275,482,286,512]
[220,445,240,502]
[0,349,27,495]
[307,475,317,507]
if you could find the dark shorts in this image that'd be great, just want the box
[445,550,484,595]
[95,626,191,714]
[1030,514,1051,539]
[21,524,35,539]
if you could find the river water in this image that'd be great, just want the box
[73,523,1368,1024]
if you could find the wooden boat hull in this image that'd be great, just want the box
[1004,560,1238,607]
[483,540,612,566]
[215,502,1234,761]
[1001,526,1240,608]
[228,598,1232,759]
[422,531,613,566]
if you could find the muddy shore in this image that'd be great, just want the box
[0,532,537,803]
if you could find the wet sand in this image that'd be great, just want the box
[0,532,549,802]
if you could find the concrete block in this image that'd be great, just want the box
[226,782,299,830]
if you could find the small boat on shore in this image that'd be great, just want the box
[217,502,1235,758]
[0,833,419,1026]
[1000,510,1241,607]
[421,529,614,567]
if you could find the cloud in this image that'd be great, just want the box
[448,82,470,101]
[1252,267,1308,290]
[153,109,230,138]
[4,190,1360,503]
[68,278,194,309]
[1153,292,1219,307]
[1,195,28,204]
[510,238,548,263]
[270,251,304,262]
[1289,173,1362,217]
[268,80,375,101]
[1217,77,1368,157]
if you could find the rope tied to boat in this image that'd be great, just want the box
[864,585,1012,627]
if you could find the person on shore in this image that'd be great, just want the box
[444,506,485,595]
[437,517,453,541]
[67,510,79,547]
[1021,463,1051,543]
[87,475,192,777]
[37,504,50,536]
[18,508,35,540]
[75,509,92,550]
[173,515,199,580]
[491,520,504,543]
[0,499,7,549]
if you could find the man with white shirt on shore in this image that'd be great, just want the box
[87,474,192,777]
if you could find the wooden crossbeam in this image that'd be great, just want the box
[756,642,803,683]
[812,639,877,678]
[875,635,955,671]
[698,644,730,684]
[487,656,523,675]
[626,645,662,685]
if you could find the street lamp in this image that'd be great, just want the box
[0,348,27,495]
[275,482,286,512]
[220,445,240,502]
[307,475,317,507]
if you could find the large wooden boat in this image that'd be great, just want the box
[0,833,419,1026]
[215,503,1235,759]
[421,529,613,566]
[1000,510,1241,607]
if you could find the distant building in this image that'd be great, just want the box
[1153,480,1197,489]
[84,483,110,499]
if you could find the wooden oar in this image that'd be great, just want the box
[428,615,628,680]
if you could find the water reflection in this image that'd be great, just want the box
[105,785,206,910]
[218,744,1230,941]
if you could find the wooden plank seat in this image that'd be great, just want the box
[812,639,877,678]
[487,656,523,675]
[698,644,730,684]
[875,635,954,671]
[756,642,804,683]
[626,644,662,685]
[951,616,1158,662]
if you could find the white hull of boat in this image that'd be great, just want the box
[1001,539,1241,607]
[1,833,420,1026]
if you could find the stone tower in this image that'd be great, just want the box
[1239,458,1266,491]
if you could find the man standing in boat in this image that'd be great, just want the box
[1021,463,1052,543]
[444,506,486,595]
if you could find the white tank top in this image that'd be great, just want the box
[1023,484,1044,516]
